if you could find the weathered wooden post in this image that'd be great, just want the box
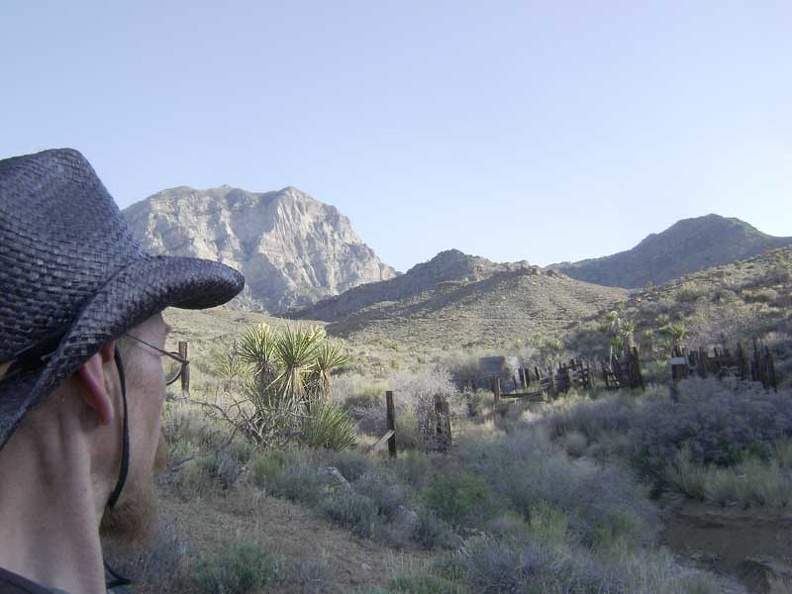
[178,340,190,394]
[492,377,501,403]
[434,394,452,451]
[670,346,688,400]
[386,390,397,459]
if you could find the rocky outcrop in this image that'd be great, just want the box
[123,185,397,312]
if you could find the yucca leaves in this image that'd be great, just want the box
[310,339,351,398]
[221,323,351,448]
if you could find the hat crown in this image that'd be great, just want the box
[0,149,144,360]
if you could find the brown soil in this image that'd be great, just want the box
[663,500,792,593]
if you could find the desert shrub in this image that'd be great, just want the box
[164,405,231,459]
[352,472,411,521]
[631,377,792,478]
[261,460,331,506]
[425,471,496,529]
[461,536,620,594]
[664,441,792,507]
[411,508,458,550]
[186,542,275,594]
[325,450,373,482]
[300,400,358,451]
[275,558,334,594]
[458,431,659,550]
[676,282,707,303]
[385,572,469,594]
[561,430,588,457]
[546,394,635,442]
[172,458,216,498]
[524,501,569,544]
[320,489,379,538]
[197,445,250,490]
[248,449,302,489]
[391,450,433,489]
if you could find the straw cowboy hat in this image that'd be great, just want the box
[0,148,244,447]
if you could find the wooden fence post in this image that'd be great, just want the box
[492,377,501,403]
[178,340,190,394]
[386,391,397,459]
[434,394,452,451]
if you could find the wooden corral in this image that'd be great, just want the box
[671,341,777,391]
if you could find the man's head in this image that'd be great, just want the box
[0,148,244,542]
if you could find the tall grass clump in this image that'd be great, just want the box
[664,441,792,507]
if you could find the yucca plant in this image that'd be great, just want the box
[301,400,358,451]
[207,322,352,449]
[239,323,279,391]
[271,324,325,413]
[309,338,352,401]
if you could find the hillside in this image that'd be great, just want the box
[551,214,792,288]
[123,185,397,312]
[567,246,792,370]
[289,250,629,350]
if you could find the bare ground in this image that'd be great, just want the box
[664,500,792,593]
[133,486,434,593]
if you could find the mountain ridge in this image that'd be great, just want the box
[549,214,792,288]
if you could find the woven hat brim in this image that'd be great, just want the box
[0,255,243,446]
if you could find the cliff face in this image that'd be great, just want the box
[123,185,397,312]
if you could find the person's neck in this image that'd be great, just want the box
[0,409,110,594]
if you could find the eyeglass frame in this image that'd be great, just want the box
[123,333,189,386]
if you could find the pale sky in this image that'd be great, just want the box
[2,1,790,272]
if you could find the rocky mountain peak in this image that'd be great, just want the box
[123,185,397,312]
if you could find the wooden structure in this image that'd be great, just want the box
[385,390,397,459]
[671,341,777,391]
[433,394,452,452]
[601,347,644,391]
[489,358,595,401]
[178,340,190,394]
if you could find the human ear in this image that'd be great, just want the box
[77,341,117,425]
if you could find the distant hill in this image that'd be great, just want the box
[123,185,397,312]
[550,215,792,288]
[288,250,628,350]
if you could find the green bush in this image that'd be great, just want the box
[320,490,379,538]
[392,450,432,489]
[326,450,373,482]
[187,542,275,594]
[412,509,458,550]
[249,449,300,489]
[261,461,330,506]
[425,471,495,528]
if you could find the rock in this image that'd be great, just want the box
[123,185,396,312]
[324,466,352,491]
